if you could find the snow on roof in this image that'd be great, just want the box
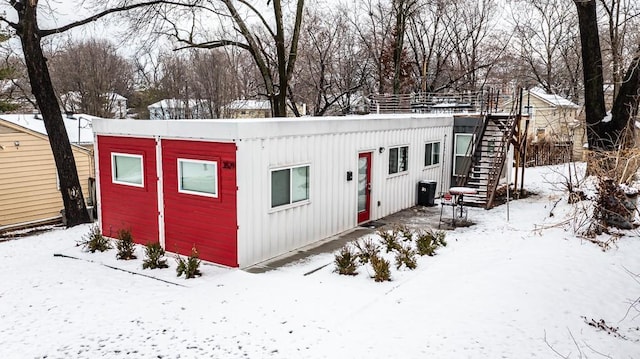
[529,88,579,108]
[0,113,98,145]
[225,99,271,111]
[147,98,204,109]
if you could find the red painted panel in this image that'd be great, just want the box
[97,136,159,244]
[161,139,238,267]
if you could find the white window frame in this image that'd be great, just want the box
[177,158,219,198]
[454,134,474,177]
[388,145,409,176]
[270,164,310,210]
[111,152,144,188]
[424,141,441,167]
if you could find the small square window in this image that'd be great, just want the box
[389,146,409,174]
[112,153,143,187]
[178,159,218,197]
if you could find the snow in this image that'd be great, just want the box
[1,165,640,358]
[0,113,98,145]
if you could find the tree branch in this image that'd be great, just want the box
[174,39,250,51]
[39,0,199,37]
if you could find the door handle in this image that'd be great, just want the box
[367,183,371,192]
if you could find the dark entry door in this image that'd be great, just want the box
[357,152,372,223]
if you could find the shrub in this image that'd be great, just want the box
[415,229,437,256]
[394,244,417,270]
[353,237,380,265]
[116,228,137,260]
[79,224,112,253]
[434,230,447,247]
[396,225,414,242]
[370,254,391,282]
[377,229,401,253]
[142,242,168,269]
[176,246,202,279]
[334,245,359,275]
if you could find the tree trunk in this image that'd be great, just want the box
[609,46,640,146]
[16,3,90,227]
[575,0,609,150]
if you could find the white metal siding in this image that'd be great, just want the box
[236,123,453,267]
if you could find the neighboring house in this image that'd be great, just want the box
[93,114,454,267]
[147,99,213,120]
[506,88,584,159]
[222,99,305,118]
[0,114,94,232]
[61,92,128,119]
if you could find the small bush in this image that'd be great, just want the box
[176,246,202,279]
[334,245,359,275]
[142,242,168,269]
[415,229,437,256]
[353,238,380,265]
[394,244,417,270]
[116,228,137,260]
[396,225,414,242]
[377,229,401,253]
[434,230,447,247]
[370,254,391,282]
[79,224,112,253]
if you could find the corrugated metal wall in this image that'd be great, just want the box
[236,123,453,267]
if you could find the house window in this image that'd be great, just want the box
[178,159,218,197]
[389,146,409,174]
[424,142,440,166]
[271,165,310,208]
[454,134,473,176]
[112,153,143,187]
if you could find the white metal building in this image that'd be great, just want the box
[93,114,454,268]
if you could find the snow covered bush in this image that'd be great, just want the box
[394,243,417,270]
[176,246,202,279]
[377,229,400,253]
[370,254,391,282]
[414,229,446,256]
[79,224,112,253]
[334,245,359,275]
[353,237,380,265]
[142,242,168,269]
[116,228,137,260]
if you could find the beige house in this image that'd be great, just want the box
[506,88,584,160]
[0,115,94,232]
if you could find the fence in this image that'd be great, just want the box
[525,140,573,167]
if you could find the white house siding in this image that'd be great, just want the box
[92,115,453,268]
[235,120,452,267]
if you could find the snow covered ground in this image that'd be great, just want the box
[1,164,639,358]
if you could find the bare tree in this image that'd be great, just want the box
[48,39,134,118]
[153,0,305,117]
[598,0,640,99]
[0,0,187,227]
[293,7,371,115]
[510,0,582,100]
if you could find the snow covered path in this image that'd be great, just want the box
[1,165,639,358]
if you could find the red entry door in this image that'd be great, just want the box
[357,152,372,223]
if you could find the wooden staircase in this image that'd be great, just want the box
[458,114,519,209]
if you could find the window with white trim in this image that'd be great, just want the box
[424,142,440,166]
[112,153,143,187]
[454,134,473,176]
[178,159,218,197]
[388,146,409,175]
[271,165,309,208]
